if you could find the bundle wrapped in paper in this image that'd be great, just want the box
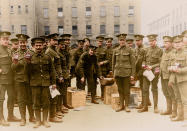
[49,85,60,98]
[100,78,115,86]
[143,70,155,81]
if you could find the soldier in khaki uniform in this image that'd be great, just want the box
[56,39,69,115]
[112,33,136,112]
[105,36,113,74]
[27,37,56,128]
[168,35,184,121]
[45,33,63,122]
[160,36,175,115]
[95,35,109,100]
[138,34,163,113]
[74,40,85,90]
[11,34,36,126]
[134,34,151,109]
[0,31,20,126]
[60,34,73,109]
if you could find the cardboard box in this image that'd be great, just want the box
[104,83,118,105]
[111,93,121,111]
[67,88,86,108]
[130,87,142,106]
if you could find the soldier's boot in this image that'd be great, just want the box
[19,105,26,126]
[63,94,73,109]
[170,101,177,119]
[27,105,36,122]
[33,110,41,128]
[171,103,184,121]
[136,95,144,109]
[153,93,159,113]
[49,105,63,123]
[148,97,152,106]
[43,108,50,128]
[7,109,20,122]
[0,102,9,126]
[160,98,172,115]
[124,96,131,112]
[91,96,99,104]
[138,96,148,113]
[116,95,125,112]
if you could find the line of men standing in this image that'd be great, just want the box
[0,29,187,128]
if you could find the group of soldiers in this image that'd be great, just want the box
[111,30,187,124]
[0,29,187,128]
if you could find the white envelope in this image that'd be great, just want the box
[49,85,60,98]
[143,70,155,81]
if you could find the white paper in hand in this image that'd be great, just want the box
[49,85,60,98]
[143,70,155,81]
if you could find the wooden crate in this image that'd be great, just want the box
[67,88,86,108]
[111,93,121,111]
[104,83,118,105]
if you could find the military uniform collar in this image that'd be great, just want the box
[35,51,44,57]
[165,47,172,53]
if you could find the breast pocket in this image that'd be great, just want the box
[176,57,186,67]
[42,60,50,71]
[122,53,130,61]
[151,54,159,63]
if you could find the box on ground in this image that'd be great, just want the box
[104,83,118,105]
[67,87,86,108]
[111,93,121,111]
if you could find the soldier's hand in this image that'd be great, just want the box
[59,77,64,83]
[0,69,2,74]
[98,62,104,66]
[99,76,104,80]
[12,58,18,64]
[52,84,56,89]
[130,76,134,81]
[168,82,173,87]
[173,69,179,73]
[146,66,152,70]
[81,77,85,83]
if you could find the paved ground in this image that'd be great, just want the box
[0,79,187,131]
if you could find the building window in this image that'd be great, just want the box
[43,8,48,18]
[114,25,120,34]
[18,5,21,14]
[11,25,14,33]
[86,7,91,17]
[58,8,63,17]
[100,25,106,34]
[21,25,27,34]
[10,6,14,13]
[72,7,77,18]
[86,25,92,35]
[44,26,50,35]
[25,5,28,13]
[128,6,134,16]
[100,6,106,17]
[114,6,120,17]
[58,26,63,34]
[128,24,134,34]
[72,25,78,35]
